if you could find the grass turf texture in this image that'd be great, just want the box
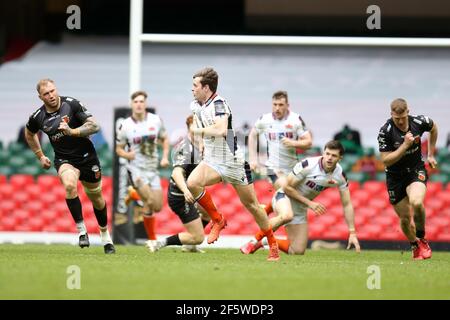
[1,244,449,299]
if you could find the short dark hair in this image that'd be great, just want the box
[272,90,288,103]
[131,90,148,101]
[324,140,345,156]
[193,67,218,92]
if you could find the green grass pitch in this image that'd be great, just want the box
[1,244,449,300]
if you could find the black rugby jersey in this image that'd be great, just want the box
[169,136,201,195]
[26,96,97,161]
[377,115,434,173]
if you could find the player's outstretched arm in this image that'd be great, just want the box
[60,116,100,137]
[248,127,259,171]
[339,189,360,252]
[192,115,228,137]
[115,142,135,161]
[283,173,326,215]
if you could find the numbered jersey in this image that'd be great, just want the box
[117,112,166,171]
[290,156,348,209]
[255,111,309,172]
[190,94,244,165]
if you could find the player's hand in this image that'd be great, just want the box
[347,233,361,253]
[126,151,136,160]
[160,158,169,168]
[183,189,195,204]
[58,121,73,136]
[39,156,51,170]
[309,201,326,215]
[403,132,415,148]
[281,137,295,147]
[428,155,438,169]
[249,161,259,173]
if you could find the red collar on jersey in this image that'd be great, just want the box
[203,92,218,107]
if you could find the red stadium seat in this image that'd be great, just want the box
[427,182,442,195]
[351,189,370,203]
[14,209,30,224]
[23,201,44,216]
[9,174,34,189]
[0,184,14,198]
[0,199,17,215]
[37,175,60,190]
[436,233,450,242]
[347,181,360,193]
[0,175,7,185]
[24,184,43,200]
[1,216,17,231]
[55,218,74,232]
[40,193,57,209]
[28,217,45,231]
[426,198,444,212]
[363,181,385,194]
[12,191,29,207]
[368,198,389,211]
[41,209,59,224]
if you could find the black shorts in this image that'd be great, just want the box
[54,153,102,183]
[386,167,428,205]
[167,185,199,224]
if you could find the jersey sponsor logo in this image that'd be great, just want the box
[306,180,326,192]
[268,132,294,141]
[413,118,423,125]
[62,115,70,123]
[285,124,293,129]
[133,134,156,144]
[50,131,66,142]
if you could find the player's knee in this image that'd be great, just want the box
[64,182,78,196]
[152,203,162,212]
[282,213,293,224]
[409,198,423,210]
[290,247,306,255]
[192,233,205,244]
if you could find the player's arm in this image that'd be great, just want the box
[379,132,414,167]
[192,114,204,154]
[282,131,313,149]
[115,142,135,161]
[192,115,228,137]
[283,173,326,215]
[24,127,51,169]
[58,116,100,137]
[339,188,361,252]
[427,123,438,168]
[248,127,259,170]
[171,166,195,203]
[159,132,170,167]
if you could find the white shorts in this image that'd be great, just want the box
[128,167,161,190]
[204,160,253,185]
[272,190,307,225]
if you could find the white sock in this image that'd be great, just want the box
[76,221,87,235]
[100,228,113,245]
[261,238,268,246]
[160,238,168,247]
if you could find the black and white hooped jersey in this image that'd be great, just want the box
[377,115,434,173]
[254,111,309,172]
[190,94,244,164]
[290,156,348,208]
[26,96,96,161]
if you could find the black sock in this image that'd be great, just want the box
[94,204,108,228]
[410,241,418,248]
[66,197,83,223]
[166,234,182,246]
[201,219,210,228]
[416,230,425,239]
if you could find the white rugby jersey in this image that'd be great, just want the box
[289,156,348,209]
[255,111,309,172]
[190,94,244,164]
[117,112,166,171]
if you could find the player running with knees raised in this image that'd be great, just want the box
[25,78,115,253]
[187,67,280,261]
[116,91,170,252]
[241,140,360,255]
[378,98,437,260]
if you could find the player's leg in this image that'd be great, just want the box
[187,162,225,242]
[233,183,279,261]
[262,173,288,215]
[81,180,115,254]
[406,181,431,259]
[285,223,309,255]
[241,191,293,254]
[58,163,88,247]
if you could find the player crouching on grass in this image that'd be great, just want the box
[241,140,360,255]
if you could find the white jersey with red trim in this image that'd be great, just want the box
[290,156,348,209]
[116,112,166,171]
[190,94,244,165]
[254,111,309,172]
